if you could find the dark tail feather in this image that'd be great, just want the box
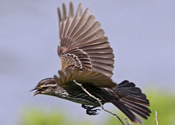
[111,80,151,124]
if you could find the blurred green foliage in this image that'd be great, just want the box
[19,109,90,125]
[20,90,175,125]
[106,90,175,125]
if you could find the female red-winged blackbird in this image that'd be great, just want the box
[32,2,151,124]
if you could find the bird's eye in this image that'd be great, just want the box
[40,87,47,91]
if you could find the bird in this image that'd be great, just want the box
[32,2,151,124]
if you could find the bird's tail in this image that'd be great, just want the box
[110,80,151,124]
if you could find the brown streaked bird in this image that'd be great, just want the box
[32,2,151,124]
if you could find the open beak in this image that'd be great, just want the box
[33,90,41,96]
[30,87,40,96]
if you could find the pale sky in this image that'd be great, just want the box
[0,0,175,124]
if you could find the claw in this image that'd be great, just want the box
[81,104,101,115]
[86,108,101,115]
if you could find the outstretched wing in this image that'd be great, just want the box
[54,67,116,88]
[57,2,114,77]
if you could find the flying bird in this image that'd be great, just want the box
[32,2,151,124]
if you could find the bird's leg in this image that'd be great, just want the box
[81,104,100,115]
[82,104,94,109]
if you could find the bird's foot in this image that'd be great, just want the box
[82,104,101,115]
[86,108,100,115]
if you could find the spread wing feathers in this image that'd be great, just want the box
[54,67,116,88]
[57,2,114,77]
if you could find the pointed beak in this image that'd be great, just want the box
[33,90,41,96]
[30,87,37,92]
[30,87,40,96]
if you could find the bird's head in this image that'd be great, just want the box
[31,78,57,96]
